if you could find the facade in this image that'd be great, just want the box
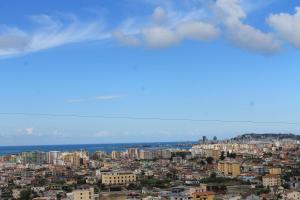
[62,153,81,167]
[189,184,208,194]
[111,151,121,160]
[262,174,281,187]
[205,149,220,160]
[269,167,282,175]
[70,187,94,200]
[283,190,300,200]
[217,161,241,177]
[102,172,136,185]
[140,150,154,160]
[156,150,172,159]
[192,191,215,200]
[127,148,139,159]
[47,151,60,164]
[22,151,47,165]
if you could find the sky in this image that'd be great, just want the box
[0,0,300,146]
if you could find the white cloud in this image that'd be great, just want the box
[113,31,140,46]
[114,4,219,49]
[215,0,280,54]
[0,27,30,56]
[177,21,220,41]
[0,15,109,57]
[267,7,300,48]
[112,0,282,53]
[0,1,294,56]
[95,95,122,100]
[226,22,280,54]
[142,26,180,48]
[141,20,219,48]
[25,128,34,135]
[215,0,246,24]
[152,7,167,23]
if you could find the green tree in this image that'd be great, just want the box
[228,153,236,159]
[127,183,140,190]
[19,189,31,200]
[220,151,226,160]
[210,172,217,178]
[206,157,214,164]
[226,151,230,157]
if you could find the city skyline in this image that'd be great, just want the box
[1,0,300,145]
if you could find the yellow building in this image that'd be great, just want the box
[210,149,220,161]
[217,161,240,177]
[204,149,220,160]
[62,153,81,167]
[72,187,94,200]
[192,191,215,200]
[102,162,112,169]
[269,167,282,175]
[102,172,136,185]
[262,174,281,187]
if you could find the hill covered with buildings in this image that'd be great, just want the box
[232,133,300,141]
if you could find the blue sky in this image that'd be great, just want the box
[0,0,300,145]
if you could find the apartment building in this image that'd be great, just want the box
[269,167,282,175]
[262,174,281,187]
[101,172,136,185]
[68,187,95,200]
[192,191,215,200]
[111,151,121,160]
[217,161,241,177]
[140,150,154,160]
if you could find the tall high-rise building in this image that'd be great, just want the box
[202,136,207,144]
[140,150,154,160]
[111,151,121,159]
[22,151,47,165]
[156,149,172,159]
[127,148,139,159]
[47,151,60,164]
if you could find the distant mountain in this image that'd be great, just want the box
[232,133,300,141]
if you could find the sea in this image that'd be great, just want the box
[0,142,196,156]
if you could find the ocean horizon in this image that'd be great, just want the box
[0,141,197,156]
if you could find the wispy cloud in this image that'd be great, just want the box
[66,95,123,103]
[95,95,122,100]
[113,0,300,53]
[0,1,299,56]
[0,14,109,57]
[115,0,279,53]
[113,31,140,46]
